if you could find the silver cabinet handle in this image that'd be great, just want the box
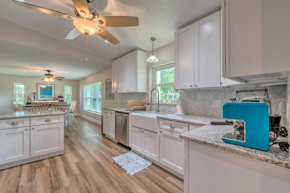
[32,128,34,130]
[45,119,51,122]
[170,124,176,129]
[11,122,19,125]
[25,129,28,131]
[190,85,193,88]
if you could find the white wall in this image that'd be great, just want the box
[78,43,175,123]
[79,67,118,123]
[0,74,79,113]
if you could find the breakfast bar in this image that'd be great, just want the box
[0,110,65,170]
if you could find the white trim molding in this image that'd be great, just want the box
[76,114,102,125]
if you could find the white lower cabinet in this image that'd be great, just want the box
[0,127,30,164]
[130,126,143,152]
[103,110,115,140]
[31,123,64,157]
[130,126,159,162]
[160,129,184,174]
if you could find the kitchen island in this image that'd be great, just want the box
[0,110,65,170]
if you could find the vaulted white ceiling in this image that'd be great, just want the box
[0,0,221,79]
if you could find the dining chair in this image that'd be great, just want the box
[31,102,50,111]
[66,101,77,127]
[51,102,67,111]
[12,102,22,112]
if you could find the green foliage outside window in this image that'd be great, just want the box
[154,65,180,102]
[15,84,25,105]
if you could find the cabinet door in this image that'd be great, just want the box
[129,52,138,92]
[107,116,115,140]
[129,126,142,153]
[143,130,159,162]
[122,55,131,92]
[31,123,64,157]
[103,115,109,135]
[0,127,30,164]
[174,25,195,89]
[112,58,122,93]
[160,130,184,175]
[194,11,221,88]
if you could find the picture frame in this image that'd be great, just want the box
[105,79,114,100]
[37,83,55,100]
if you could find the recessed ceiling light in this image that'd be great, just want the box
[104,40,110,43]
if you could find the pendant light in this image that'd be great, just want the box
[147,37,159,63]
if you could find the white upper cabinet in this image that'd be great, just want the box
[112,58,122,93]
[223,0,290,79]
[112,50,147,93]
[174,25,195,89]
[194,11,221,88]
[175,10,232,89]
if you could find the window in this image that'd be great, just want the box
[64,85,72,104]
[14,83,26,105]
[152,63,180,103]
[83,82,102,114]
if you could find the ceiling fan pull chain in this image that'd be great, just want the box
[86,35,88,61]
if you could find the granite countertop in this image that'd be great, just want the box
[157,114,290,169]
[180,125,290,169]
[103,108,132,113]
[0,110,65,120]
[157,114,223,125]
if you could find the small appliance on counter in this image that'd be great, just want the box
[222,102,270,151]
[175,98,185,115]
[58,94,64,102]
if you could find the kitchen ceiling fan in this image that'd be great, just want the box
[12,0,139,44]
[42,70,65,82]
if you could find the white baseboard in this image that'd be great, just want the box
[76,114,102,125]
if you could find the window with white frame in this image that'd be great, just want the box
[64,85,72,104]
[14,83,26,105]
[83,82,102,113]
[152,63,180,103]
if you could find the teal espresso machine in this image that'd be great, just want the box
[222,102,270,151]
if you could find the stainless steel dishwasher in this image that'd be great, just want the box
[115,112,129,147]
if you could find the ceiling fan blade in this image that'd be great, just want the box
[65,28,82,40]
[12,0,76,20]
[94,16,139,27]
[52,77,64,80]
[96,27,120,45]
[71,0,90,18]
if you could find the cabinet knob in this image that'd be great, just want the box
[195,85,197,88]
[127,90,130,92]
[32,128,34,130]
[170,124,176,129]
[45,119,51,122]
[190,85,192,87]
[25,129,28,131]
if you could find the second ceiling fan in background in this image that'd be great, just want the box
[13,0,139,44]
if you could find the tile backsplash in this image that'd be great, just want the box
[116,84,288,126]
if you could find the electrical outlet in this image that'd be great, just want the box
[213,100,221,108]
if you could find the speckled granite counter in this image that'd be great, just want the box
[0,110,65,120]
[156,114,290,169]
[103,108,132,113]
[180,125,290,169]
[157,114,223,125]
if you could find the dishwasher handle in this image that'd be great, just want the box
[116,112,129,117]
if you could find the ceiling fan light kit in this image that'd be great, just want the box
[147,37,159,63]
[12,0,140,45]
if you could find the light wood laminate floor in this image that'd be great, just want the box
[0,117,183,193]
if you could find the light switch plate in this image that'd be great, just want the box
[213,100,222,108]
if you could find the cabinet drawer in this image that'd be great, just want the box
[160,119,188,133]
[31,115,64,126]
[0,118,30,129]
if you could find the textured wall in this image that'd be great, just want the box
[116,84,288,126]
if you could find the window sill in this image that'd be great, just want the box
[83,110,102,116]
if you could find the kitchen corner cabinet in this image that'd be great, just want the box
[175,10,229,89]
[129,126,159,162]
[222,0,290,79]
[112,50,147,93]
